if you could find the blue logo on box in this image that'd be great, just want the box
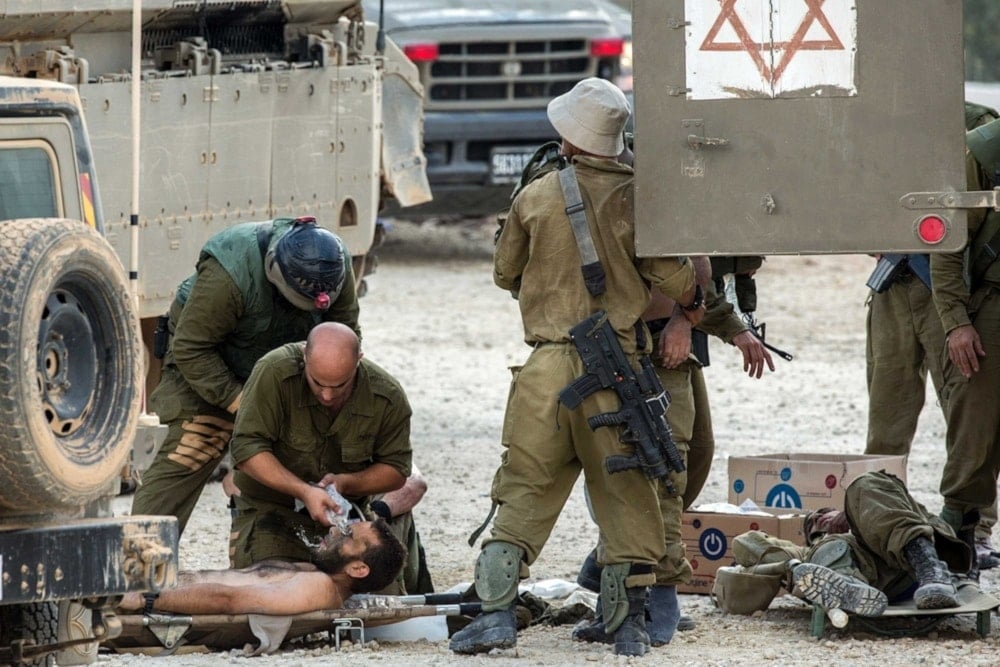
[765,483,802,508]
[699,528,728,560]
[780,467,792,482]
[733,479,745,494]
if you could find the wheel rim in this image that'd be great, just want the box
[37,288,97,438]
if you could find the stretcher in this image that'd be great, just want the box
[809,581,1000,638]
[108,594,479,656]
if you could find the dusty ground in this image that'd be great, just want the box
[102,219,1000,666]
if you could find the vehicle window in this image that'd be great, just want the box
[0,144,59,221]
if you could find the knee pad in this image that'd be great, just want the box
[474,541,524,612]
[601,562,653,633]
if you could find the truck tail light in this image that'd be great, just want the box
[79,172,96,228]
[915,214,947,245]
[590,38,624,58]
[404,43,440,63]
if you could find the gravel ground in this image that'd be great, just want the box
[100,219,1000,667]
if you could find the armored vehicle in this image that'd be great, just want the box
[0,1,429,661]
[0,78,177,665]
[631,0,990,256]
[366,0,631,219]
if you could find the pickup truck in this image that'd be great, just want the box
[366,0,632,219]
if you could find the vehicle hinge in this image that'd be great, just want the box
[668,86,692,97]
[154,37,221,77]
[144,613,192,653]
[899,188,1000,212]
[9,47,90,84]
[667,18,692,29]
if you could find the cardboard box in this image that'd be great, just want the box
[727,453,907,512]
[679,509,805,595]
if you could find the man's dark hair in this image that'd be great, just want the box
[349,518,408,593]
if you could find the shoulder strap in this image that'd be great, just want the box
[558,165,606,297]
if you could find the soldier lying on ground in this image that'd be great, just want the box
[716,471,974,619]
[117,519,406,616]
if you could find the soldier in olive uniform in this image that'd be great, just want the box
[132,216,359,536]
[866,103,1000,569]
[449,78,701,658]
[228,323,413,584]
[935,116,1000,576]
[574,275,774,645]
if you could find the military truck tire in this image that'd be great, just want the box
[0,219,141,510]
[0,602,58,666]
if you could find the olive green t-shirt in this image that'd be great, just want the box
[230,343,412,507]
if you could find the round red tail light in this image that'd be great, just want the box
[915,215,947,245]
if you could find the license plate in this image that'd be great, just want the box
[489,147,536,185]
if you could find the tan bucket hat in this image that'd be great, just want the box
[546,77,630,157]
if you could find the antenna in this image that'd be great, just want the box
[376,0,386,54]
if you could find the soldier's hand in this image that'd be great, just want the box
[731,330,775,379]
[302,484,341,526]
[660,317,692,369]
[947,324,985,378]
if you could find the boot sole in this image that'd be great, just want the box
[449,626,516,655]
[614,641,648,657]
[914,583,960,610]
[791,562,887,617]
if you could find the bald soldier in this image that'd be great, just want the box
[228,323,417,594]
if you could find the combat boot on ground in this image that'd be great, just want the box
[790,561,887,617]
[647,585,680,646]
[612,586,650,656]
[902,536,959,609]
[600,562,652,656]
[449,541,522,655]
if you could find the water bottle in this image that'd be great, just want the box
[325,484,351,532]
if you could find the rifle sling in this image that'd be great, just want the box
[558,165,606,297]
[970,210,1000,285]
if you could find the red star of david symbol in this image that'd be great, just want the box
[700,0,844,88]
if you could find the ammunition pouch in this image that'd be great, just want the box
[712,566,783,615]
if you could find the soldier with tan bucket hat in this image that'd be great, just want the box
[449,77,701,657]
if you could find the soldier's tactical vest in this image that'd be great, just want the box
[173,218,324,381]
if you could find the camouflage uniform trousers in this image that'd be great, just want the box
[810,471,970,602]
[864,274,947,458]
[132,365,234,535]
[488,344,664,577]
[940,288,1000,520]
[228,497,430,595]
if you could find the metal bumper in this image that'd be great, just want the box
[0,515,177,605]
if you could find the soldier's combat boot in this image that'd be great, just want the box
[790,561,887,617]
[646,585,680,646]
[577,548,601,592]
[612,586,650,656]
[902,537,959,609]
[601,563,652,656]
[449,541,523,655]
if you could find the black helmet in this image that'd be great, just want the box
[273,216,346,309]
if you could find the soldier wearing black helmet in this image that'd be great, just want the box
[132,216,360,537]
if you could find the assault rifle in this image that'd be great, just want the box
[865,253,932,293]
[558,311,685,493]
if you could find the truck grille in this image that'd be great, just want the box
[426,39,598,110]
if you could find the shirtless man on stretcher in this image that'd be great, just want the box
[118,519,406,616]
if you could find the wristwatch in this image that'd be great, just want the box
[681,284,705,312]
